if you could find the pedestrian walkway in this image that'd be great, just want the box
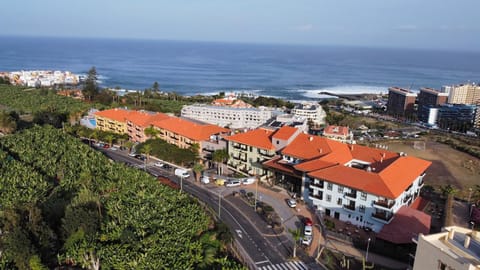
[257,260,308,270]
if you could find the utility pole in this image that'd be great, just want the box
[254,176,258,211]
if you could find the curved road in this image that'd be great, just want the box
[99,147,321,270]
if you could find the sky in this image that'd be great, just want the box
[2,0,480,51]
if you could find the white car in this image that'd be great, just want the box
[109,146,118,151]
[242,178,256,185]
[302,235,312,246]
[287,199,297,208]
[304,225,313,236]
[225,179,241,187]
[128,152,137,157]
[201,176,210,184]
[153,162,164,168]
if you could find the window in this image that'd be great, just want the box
[338,186,344,193]
[359,205,366,213]
[327,183,333,191]
[361,192,367,201]
[437,260,447,270]
[337,198,342,206]
[326,195,332,202]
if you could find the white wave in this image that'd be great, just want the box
[301,85,388,99]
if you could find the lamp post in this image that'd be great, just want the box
[468,188,473,204]
[180,175,184,192]
[254,175,258,211]
[365,238,371,262]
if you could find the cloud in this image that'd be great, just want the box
[292,24,313,32]
[394,25,418,31]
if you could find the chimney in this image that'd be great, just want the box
[309,136,313,141]
[464,236,471,248]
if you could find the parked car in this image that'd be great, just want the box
[201,175,210,184]
[225,179,241,187]
[135,154,146,161]
[302,235,312,246]
[163,164,172,169]
[287,199,297,208]
[304,217,313,226]
[304,225,313,236]
[153,161,164,168]
[109,146,118,151]
[128,152,137,157]
[215,178,226,186]
[174,168,190,178]
[242,177,256,185]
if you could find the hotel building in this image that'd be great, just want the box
[181,104,281,129]
[322,125,352,143]
[226,126,431,233]
[386,87,417,117]
[443,83,480,105]
[291,103,326,126]
[94,108,229,154]
[417,87,449,124]
[413,226,480,270]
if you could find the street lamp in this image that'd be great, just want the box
[468,188,473,204]
[180,175,184,192]
[365,238,371,262]
[253,175,258,211]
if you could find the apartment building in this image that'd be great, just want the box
[322,125,352,143]
[94,108,229,154]
[95,108,131,134]
[443,83,480,105]
[386,87,417,117]
[417,87,449,124]
[291,103,326,126]
[413,226,480,270]
[181,104,281,129]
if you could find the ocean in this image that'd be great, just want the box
[1,36,479,101]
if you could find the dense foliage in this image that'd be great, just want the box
[0,85,91,116]
[0,126,244,269]
[240,96,294,109]
[137,138,199,166]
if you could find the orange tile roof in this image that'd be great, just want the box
[281,133,331,160]
[153,117,229,141]
[307,156,431,199]
[272,126,298,140]
[294,159,337,172]
[224,128,275,150]
[94,108,131,122]
[323,125,349,136]
[127,111,170,127]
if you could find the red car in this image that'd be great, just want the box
[304,217,313,226]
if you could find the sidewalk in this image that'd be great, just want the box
[241,182,410,269]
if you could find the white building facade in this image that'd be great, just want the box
[291,103,326,126]
[181,104,280,129]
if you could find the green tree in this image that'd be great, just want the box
[192,163,205,182]
[144,126,159,139]
[212,149,229,175]
[83,66,99,101]
[152,81,160,92]
[124,141,134,153]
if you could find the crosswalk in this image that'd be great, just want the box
[257,261,308,270]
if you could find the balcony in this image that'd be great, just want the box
[372,211,394,223]
[343,204,356,212]
[418,180,424,188]
[345,191,357,199]
[309,192,323,201]
[403,194,413,204]
[310,180,324,189]
[258,149,275,157]
[233,143,241,149]
[373,200,395,210]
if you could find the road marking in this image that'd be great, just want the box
[236,229,243,238]
[257,261,308,270]
[255,260,269,265]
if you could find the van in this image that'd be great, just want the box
[225,179,241,187]
[174,169,190,178]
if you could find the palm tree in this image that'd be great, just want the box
[192,163,204,182]
[212,149,228,175]
[288,228,302,258]
[124,141,134,153]
[144,126,159,140]
[141,144,152,163]
[105,134,114,147]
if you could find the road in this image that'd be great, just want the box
[98,147,319,270]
